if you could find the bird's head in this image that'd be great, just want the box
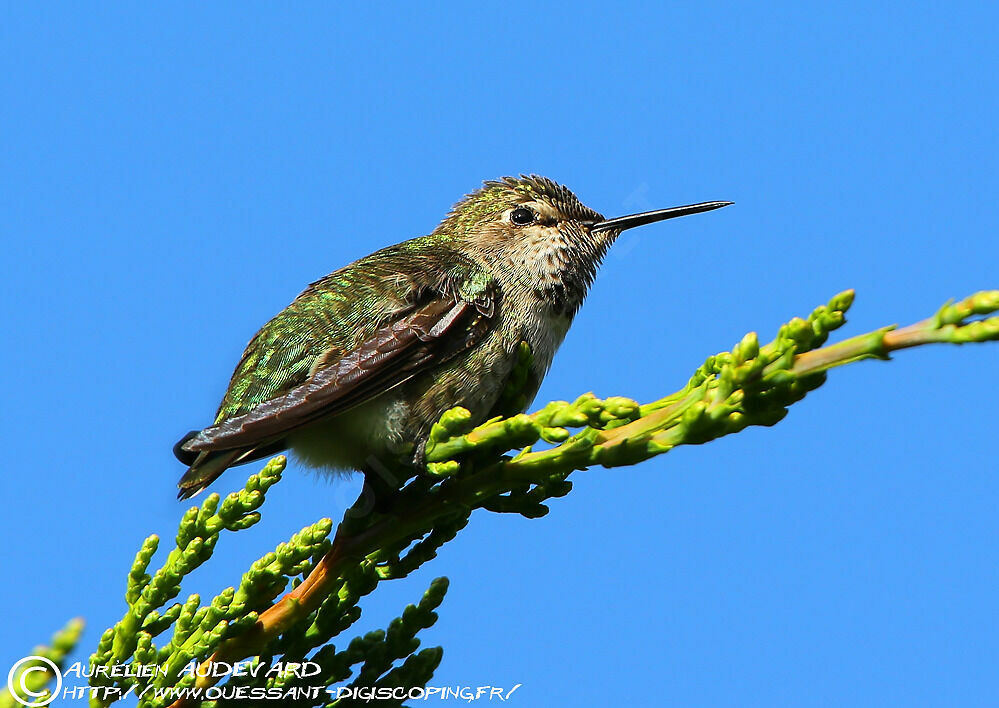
[436,175,730,316]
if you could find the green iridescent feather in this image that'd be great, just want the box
[215,240,492,423]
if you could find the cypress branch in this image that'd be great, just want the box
[14,289,994,707]
[174,289,999,702]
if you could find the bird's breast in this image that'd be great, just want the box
[509,298,573,380]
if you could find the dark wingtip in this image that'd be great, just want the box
[173,430,202,465]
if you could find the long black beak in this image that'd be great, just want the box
[590,201,732,233]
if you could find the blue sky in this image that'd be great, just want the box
[2,3,997,706]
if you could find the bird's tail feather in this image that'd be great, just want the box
[176,439,288,500]
[177,449,247,500]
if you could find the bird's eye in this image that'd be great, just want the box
[510,207,536,226]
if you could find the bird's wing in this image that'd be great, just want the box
[180,282,495,455]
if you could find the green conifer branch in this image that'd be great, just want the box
[83,455,449,707]
[64,288,996,707]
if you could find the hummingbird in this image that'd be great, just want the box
[174,175,730,500]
